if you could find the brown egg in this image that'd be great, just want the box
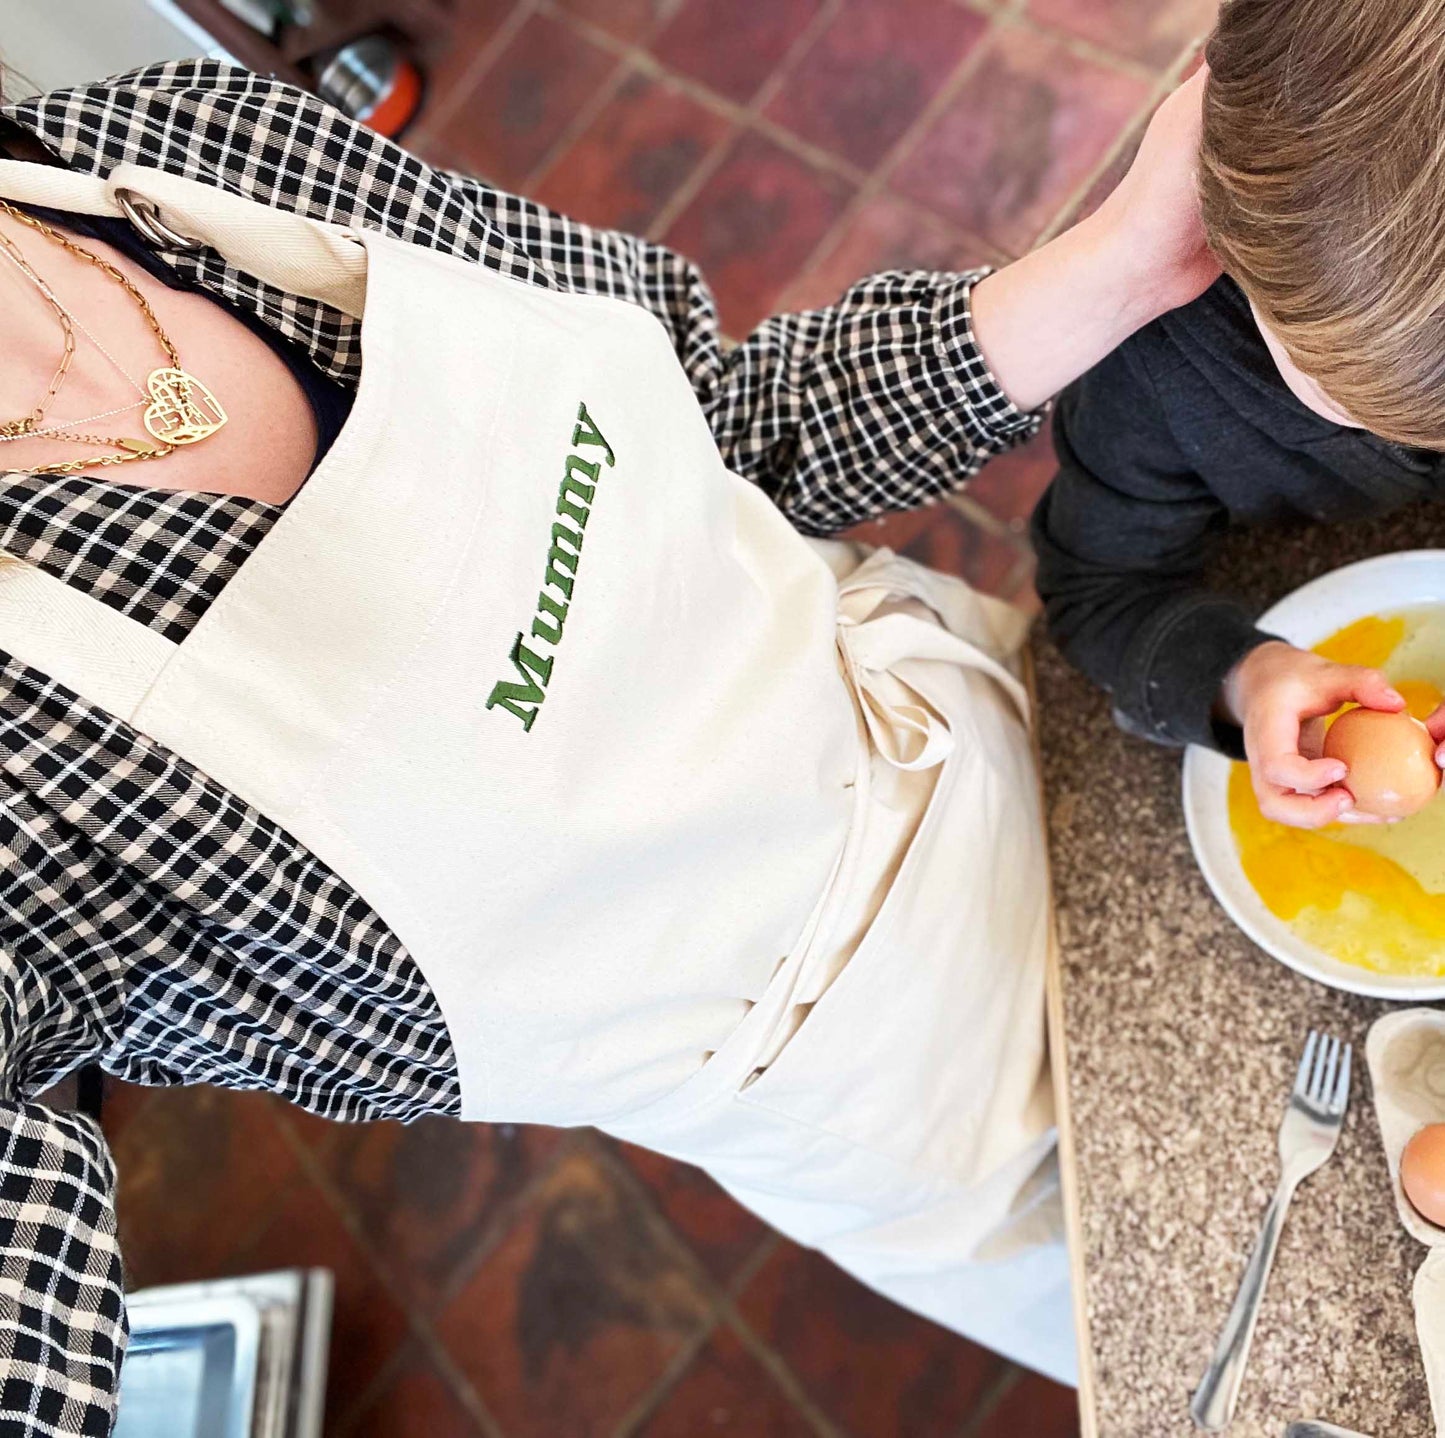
[1402,1124,1445,1226]
[1322,708,1441,820]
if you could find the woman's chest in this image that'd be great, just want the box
[0,213,322,506]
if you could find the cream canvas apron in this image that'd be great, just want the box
[0,161,1074,1382]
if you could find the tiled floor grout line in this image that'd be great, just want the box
[530,0,680,63]
[955,1362,1025,1438]
[522,49,637,193]
[515,0,1180,285]
[409,1323,514,1438]
[635,1224,850,1438]
[263,1115,483,1434]
[676,91,871,193]
[716,1301,849,1438]
[1011,14,1168,86]
[722,1227,782,1300]
[620,1221,848,1438]
[1032,30,1210,249]
[327,1334,428,1438]
[761,5,1184,287]
[423,1128,584,1314]
[778,5,1013,294]
[522,0,686,195]
[584,1138,837,1438]
[647,0,850,241]
[527,0,880,218]
[408,0,542,152]
[580,1132,739,1437]
[268,1109,584,1438]
[775,197,1010,316]
[609,1311,726,1437]
[415,0,1185,262]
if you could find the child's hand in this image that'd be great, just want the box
[1222,640,1406,828]
[1427,705,1445,768]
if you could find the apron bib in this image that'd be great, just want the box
[0,162,1070,1378]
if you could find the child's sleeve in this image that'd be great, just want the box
[1032,337,1277,756]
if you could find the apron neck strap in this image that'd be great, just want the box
[0,555,177,722]
[0,159,369,320]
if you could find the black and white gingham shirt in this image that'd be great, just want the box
[0,60,1040,1434]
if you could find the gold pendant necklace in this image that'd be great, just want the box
[141,366,227,448]
[0,198,227,474]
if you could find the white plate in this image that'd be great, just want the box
[1182,550,1445,1000]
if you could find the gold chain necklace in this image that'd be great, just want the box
[0,229,76,439]
[0,238,145,435]
[0,200,228,475]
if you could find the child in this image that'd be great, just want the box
[1034,0,1445,830]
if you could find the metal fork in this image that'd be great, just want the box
[1191,1031,1352,1433]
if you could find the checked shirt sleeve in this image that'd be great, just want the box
[698,271,1045,535]
[437,175,1043,536]
[0,1107,124,1438]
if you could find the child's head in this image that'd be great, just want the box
[1199,0,1445,447]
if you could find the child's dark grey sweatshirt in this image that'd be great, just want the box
[1033,274,1445,757]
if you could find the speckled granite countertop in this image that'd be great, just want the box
[1036,502,1445,1438]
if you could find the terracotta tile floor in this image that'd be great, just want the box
[106,1,1213,1432]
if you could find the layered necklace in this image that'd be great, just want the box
[0,199,227,475]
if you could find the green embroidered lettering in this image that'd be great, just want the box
[572,402,615,467]
[485,634,554,731]
[556,457,598,525]
[544,521,584,601]
[490,402,614,732]
[531,588,568,645]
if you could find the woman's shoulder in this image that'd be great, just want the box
[6,58,317,148]
[6,59,407,201]
[0,60,560,374]
[4,61,506,258]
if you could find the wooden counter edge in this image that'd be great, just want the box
[1026,646,1100,1438]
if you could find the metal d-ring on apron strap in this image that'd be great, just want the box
[0,160,371,319]
[114,188,204,253]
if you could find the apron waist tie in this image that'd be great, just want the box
[836,567,1031,773]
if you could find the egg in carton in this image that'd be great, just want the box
[1367,1008,1445,1434]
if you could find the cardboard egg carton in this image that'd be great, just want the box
[1366,1009,1445,1434]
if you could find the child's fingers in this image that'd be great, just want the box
[1330,667,1405,712]
[1427,704,1445,751]
[1259,751,1347,795]
[1243,665,1405,829]
[1250,699,1353,827]
[1253,779,1353,829]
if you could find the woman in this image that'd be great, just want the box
[0,57,1215,1431]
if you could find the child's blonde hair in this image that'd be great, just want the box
[1200,0,1445,448]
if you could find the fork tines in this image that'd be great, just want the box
[1295,1029,1352,1116]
